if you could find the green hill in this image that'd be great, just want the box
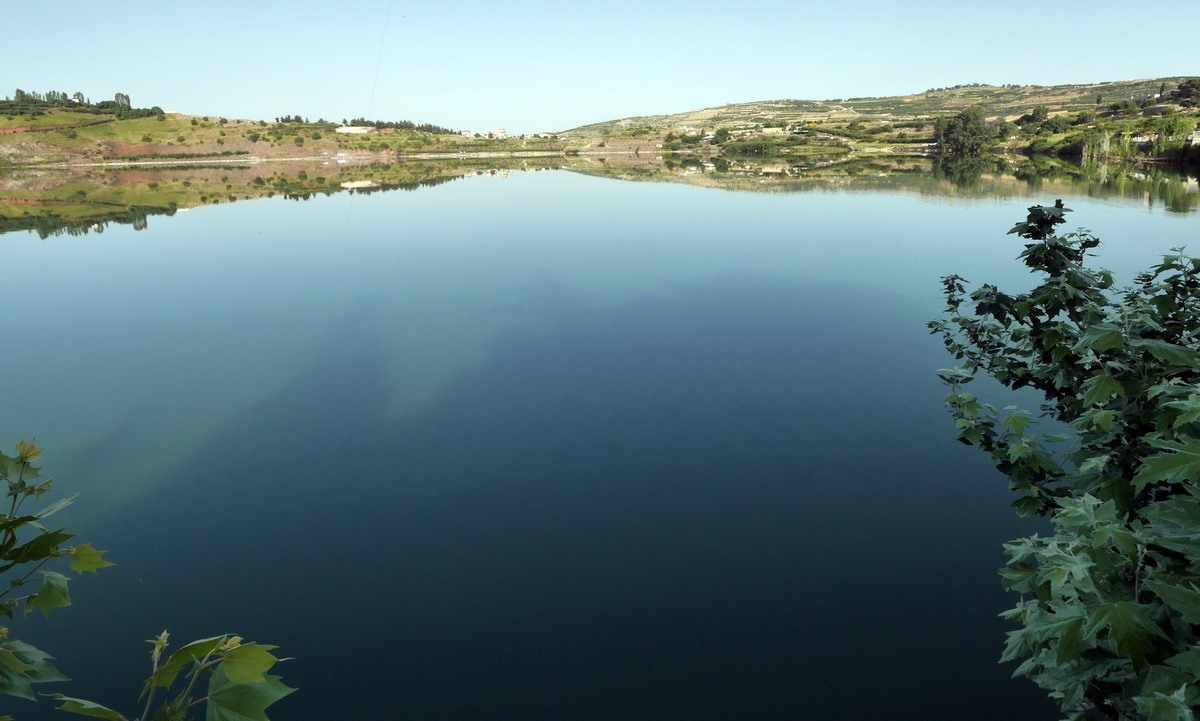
[561,77,1194,136]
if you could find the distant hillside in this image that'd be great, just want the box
[562,77,1195,136]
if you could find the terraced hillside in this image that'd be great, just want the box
[562,77,1193,136]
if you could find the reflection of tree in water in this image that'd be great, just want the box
[1012,156,1069,187]
[663,157,704,170]
[931,155,1008,188]
[0,205,175,239]
[1080,163,1200,214]
[6,156,1198,241]
[346,176,463,195]
[284,176,465,201]
[1144,170,1199,214]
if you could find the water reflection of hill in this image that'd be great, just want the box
[567,155,1200,213]
[3,155,1197,238]
[0,159,564,239]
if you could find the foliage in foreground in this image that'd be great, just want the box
[1,442,294,721]
[930,202,1200,720]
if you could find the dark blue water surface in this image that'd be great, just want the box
[3,171,1198,720]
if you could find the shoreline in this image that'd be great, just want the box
[14,149,659,170]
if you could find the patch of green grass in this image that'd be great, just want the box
[0,110,114,129]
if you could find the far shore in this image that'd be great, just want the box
[35,149,656,170]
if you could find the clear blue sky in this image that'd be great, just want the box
[7,0,1197,134]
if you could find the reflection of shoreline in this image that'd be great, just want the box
[37,148,672,170]
[38,149,655,170]
[4,155,1198,240]
[0,159,569,239]
[568,154,1200,213]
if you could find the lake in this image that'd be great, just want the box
[2,160,1199,720]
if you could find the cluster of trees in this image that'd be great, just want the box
[720,138,782,157]
[342,117,456,134]
[936,94,1197,162]
[1102,81,1199,114]
[933,107,1001,155]
[1171,79,1200,108]
[1,88,161,119]
[1015,105,1072,135]
[664,130,706,146]
[270,115,456,134]
[923,82,992,94]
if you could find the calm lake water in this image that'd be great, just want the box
[3,166,1199,720]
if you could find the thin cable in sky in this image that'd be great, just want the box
[366,0,393,119]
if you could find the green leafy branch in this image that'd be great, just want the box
[49,631,295,721]
[1,440,112,703]
[0,441,294,720]
[931,202,1200,721]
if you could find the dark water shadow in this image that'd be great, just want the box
[30,274,1053,721]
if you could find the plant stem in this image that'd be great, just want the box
[2,462,27,548]
[0,557,51,601]
[176,638,225,711]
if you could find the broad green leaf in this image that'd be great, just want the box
[1011,496,1044,517]
[221,644,281,684]
[1142,664,1195,696]
[14,440,42,462]
[11,529,74,564]
[999,563,1037,593]
[68,544,115,574]
[1081,373,1125,406]
[1054,615,1088,664]
[1007,443,1031,463]
[1078,454,1109,474]
[1085,601,1168,667]
[0,454,18,481]
[47,695,129,720]
[1075,324,1126,352]
[1164,646,1200,678]
[0,640,68,700]
[1142,496,1200,556]
[1092,524,1138,557]
[1134,685,1197,721]
[26,571,71,617]
[206,667,296,721]
[1165,394,1200,429]
[0,668,37,700]
[1000,624,1038,665]
[1145,580,1200,624]
[1133,439,1200,490]
[0,648,35,675]
[149,635,228,690]
[1131,338,1200,367]
[1,640,68,682]
[1094,410,1116,432]
[1003,414,1032,435]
